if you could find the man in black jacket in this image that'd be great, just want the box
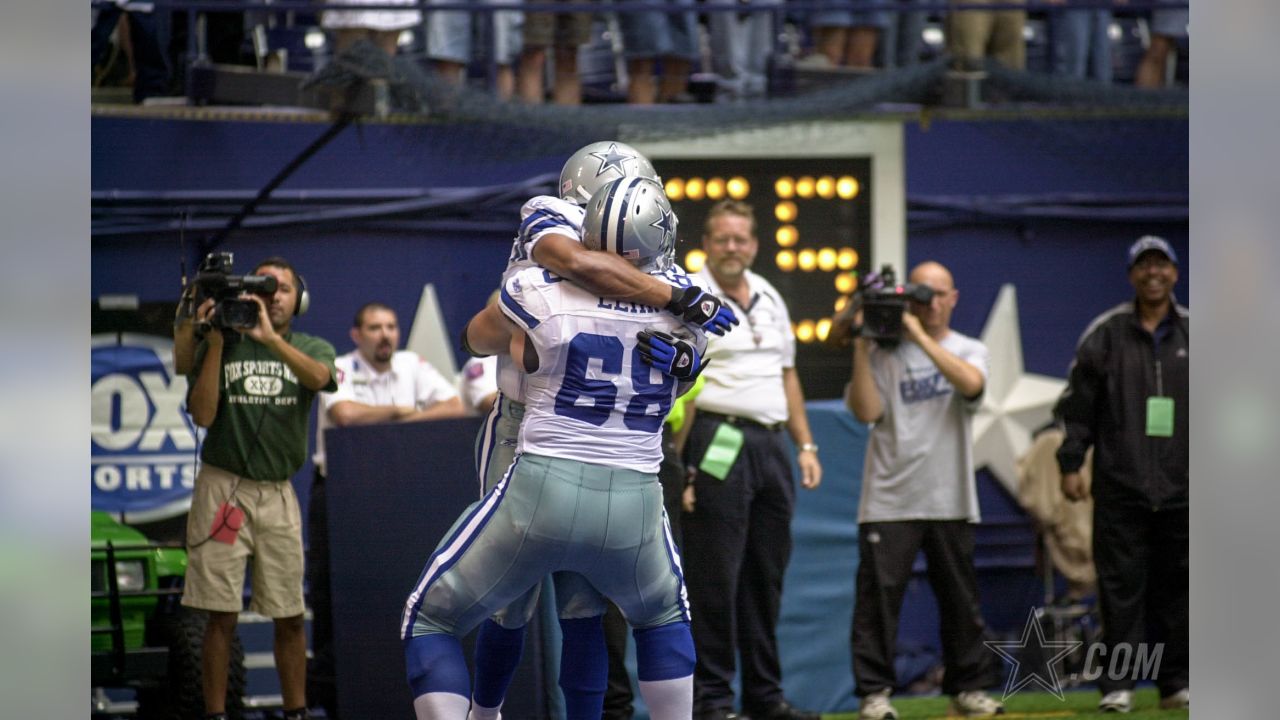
[1055,235,1189,713]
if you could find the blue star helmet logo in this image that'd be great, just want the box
[650,206,676,245]
[589,143,634,178]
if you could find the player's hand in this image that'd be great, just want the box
[682,481,697,513]
[637,329,704,380]
[827,294,863,347]
[175,285,197,326]
[195,299,222,346]
[666,286,738,336]
[797,449,822,490]
[1061,471,1089,502]
[242,294,279,345]
[901,310,926,343]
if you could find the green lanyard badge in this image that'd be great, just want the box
[698,422,745,481]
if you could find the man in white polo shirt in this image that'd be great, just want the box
[308,301,465,718]
[683,200,823,720]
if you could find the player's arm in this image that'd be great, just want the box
[845,337,883,423]
[901,313,984,399]
[327,401,414,427]
[533,233,675,307]
[534,233,738,333]
[402,396,466,422]
[243,295,333,392]
[784,366,822,489]
[463,302,519,358]
[173,288,200,375]
[187,307,223,428]
[1055,327,1104,501]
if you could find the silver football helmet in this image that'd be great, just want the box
[582,177,677,273]
[559,141,660,205]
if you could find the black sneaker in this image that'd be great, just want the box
[745,700,820,720]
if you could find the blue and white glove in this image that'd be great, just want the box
[637,329,705,380]
[665,286,738,336]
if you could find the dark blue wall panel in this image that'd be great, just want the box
[903,116,1188,196]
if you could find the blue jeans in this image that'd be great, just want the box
[1049,8,1112,82]
[708,0,780,99]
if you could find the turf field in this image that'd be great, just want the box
[822,687,1188,719]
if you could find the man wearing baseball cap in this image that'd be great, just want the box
[1053,235,1189,712]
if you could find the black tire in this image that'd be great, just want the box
[137,608,247,720]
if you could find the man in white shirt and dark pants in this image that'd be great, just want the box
[308,302,465,718]
[844,261,1003,719]
[683,200,823,720]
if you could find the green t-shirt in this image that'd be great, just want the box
[191,332,338,481]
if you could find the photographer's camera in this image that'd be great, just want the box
[192,252,277,332]
[851,265,935,348]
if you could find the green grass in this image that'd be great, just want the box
[822,687,1188,719]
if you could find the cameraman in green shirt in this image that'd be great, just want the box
[178,256,337,720]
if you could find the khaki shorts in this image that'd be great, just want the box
[182,463,306,618]
[522,0,593,49]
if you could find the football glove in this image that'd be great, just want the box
[637,329,705,381]
[665,286,738,336]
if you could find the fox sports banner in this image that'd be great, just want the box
[92,333,199,521]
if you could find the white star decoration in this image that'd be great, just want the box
[972,284,1068,494]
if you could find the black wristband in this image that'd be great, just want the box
[664,286,696,314]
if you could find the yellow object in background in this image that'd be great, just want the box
[666,373,706,433]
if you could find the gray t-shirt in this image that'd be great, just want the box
[858,331,989,523]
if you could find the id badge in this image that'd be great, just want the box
[210,502,246,545]
[698,422,745,481]
[1146,396,1174,437]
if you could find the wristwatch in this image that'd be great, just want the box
[798,442,819,454]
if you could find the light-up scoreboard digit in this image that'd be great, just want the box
[661,158,874,400]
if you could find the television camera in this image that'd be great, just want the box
[830,265,936,348]
[188,252,277,331]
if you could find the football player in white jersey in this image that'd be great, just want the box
[468,141,735,719]
[403,177,707,720]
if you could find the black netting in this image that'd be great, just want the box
[304,40,948,157]
[981,59,1188,108]
[303,41,1185,160]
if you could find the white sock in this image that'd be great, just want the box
[638,676,694,720]
[467,702,503,720]
[413,691,472,720]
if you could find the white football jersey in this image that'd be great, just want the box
[496,195,587,400]
[498,266,706,473]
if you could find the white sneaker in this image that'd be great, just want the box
[949,690,1005,717]
[1098,690,1133,713]
[1159,688,1189,710]
[467,705,502,720]
[858,689,898,720]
